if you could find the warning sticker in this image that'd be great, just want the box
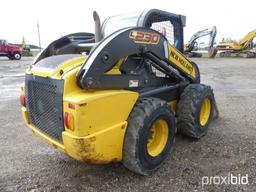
[129,80,139,87]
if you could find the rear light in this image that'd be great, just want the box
[64,112,74,131]
[20,95,26,107]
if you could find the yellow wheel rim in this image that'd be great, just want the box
[147,119,169,157]
[199,98,211,127]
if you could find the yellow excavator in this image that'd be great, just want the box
[184,26,217,58]
[217,29,256,58]
[20,9,218,175]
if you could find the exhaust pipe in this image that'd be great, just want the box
[93,11,102,42]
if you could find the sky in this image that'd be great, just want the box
[1,0,256,47]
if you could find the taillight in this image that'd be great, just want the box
[64,112,74,131]
[20,95,26,107]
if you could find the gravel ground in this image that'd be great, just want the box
[0,57,255,192]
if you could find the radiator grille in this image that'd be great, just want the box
[25,74,64,142]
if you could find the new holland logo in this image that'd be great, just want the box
[170,50,193,73]
[129,31,160,44]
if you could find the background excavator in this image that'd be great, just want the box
[184,26,217,58]
[217,29,256,58]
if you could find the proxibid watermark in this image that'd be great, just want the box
[202,173,249,187]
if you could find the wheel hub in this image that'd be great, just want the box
[199,98,211,126]
[14,53,20,59]
[147,119,169,157]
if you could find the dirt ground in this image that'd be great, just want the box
[0,57,255,192]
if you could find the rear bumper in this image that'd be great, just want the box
[21,107,127,164]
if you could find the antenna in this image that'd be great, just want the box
[37,20,42,50]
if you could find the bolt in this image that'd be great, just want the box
[104,55,109,60]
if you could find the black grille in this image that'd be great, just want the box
[25,74,64,142]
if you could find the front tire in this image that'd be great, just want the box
[13,52,21,60]
[177,84,215,139]
[123,97,176,175]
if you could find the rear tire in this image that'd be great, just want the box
[123,97,176,175]
[177,84,215,139]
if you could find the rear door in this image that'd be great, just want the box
[0,40,3,52]
[0,40,8,53]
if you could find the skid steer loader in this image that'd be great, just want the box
[20,9,218,175]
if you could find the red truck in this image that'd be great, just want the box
[0,39,22,60]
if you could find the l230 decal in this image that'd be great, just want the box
[129,30,160,45]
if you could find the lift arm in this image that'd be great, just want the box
[77,27,200,89]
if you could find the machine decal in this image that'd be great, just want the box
[168,44,196,78]
[170,50,193,72]
[129,80,139,87]
[129,31,160,44]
